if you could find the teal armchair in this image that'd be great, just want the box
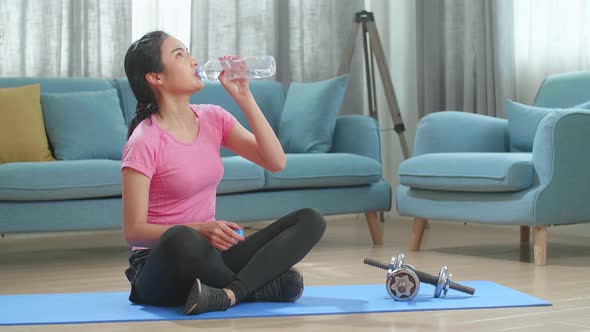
[396,72,590,265]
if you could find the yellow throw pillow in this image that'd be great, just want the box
[0,84,54,163]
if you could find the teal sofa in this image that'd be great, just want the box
[396,72,590,265]
[0,78,391,244]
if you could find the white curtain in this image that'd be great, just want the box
[131,0,192,46]
[514,0,590,104]
[0,0,131,78]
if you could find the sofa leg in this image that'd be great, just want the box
[409,218,427,251]
[520,226,530,243]
[365,212,383,245]
[532,226,548,266]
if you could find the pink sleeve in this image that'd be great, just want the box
[214,105,238,145]
[121,137,158,179]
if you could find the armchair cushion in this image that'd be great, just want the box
[399,152,533,192]
[412,111,508,156]
[507,99,590,153]
[507,100,555,152]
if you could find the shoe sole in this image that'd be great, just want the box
[183,279,202,315]
[290,269,304,302]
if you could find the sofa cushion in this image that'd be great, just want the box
[0,160,121,201]
[41,89,127,160]
[399,152,533,192]
[278,74,349,153]
[0,84,54,163]
[264,153,381,190]
[218,156,266,194]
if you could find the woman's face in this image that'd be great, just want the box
[157,36,204,95]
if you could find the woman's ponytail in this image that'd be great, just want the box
[127,102,159,139]
[124,31,169,139]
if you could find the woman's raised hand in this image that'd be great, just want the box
[218,55,251,101]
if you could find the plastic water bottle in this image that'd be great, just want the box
[197,55,276,81]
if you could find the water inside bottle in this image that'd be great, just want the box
[196,68,222,80]
[197,67,274,80]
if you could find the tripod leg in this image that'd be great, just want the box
[361,22,378,121]
[365,21,411,160]
[338,22,360,75]
[368,33,379,122]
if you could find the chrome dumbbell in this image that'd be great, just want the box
[364,253,475,300]
[364,253,420,301]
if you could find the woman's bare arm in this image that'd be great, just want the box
[121,168,244,249]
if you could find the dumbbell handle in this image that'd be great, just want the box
[363,258,475,295]
[363,258,438,283]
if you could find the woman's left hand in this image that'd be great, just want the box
[218,56,251,102]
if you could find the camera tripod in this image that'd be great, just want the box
[338,10,410,160]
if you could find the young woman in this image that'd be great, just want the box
[121,31,326,315]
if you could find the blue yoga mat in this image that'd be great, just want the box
[0,281,550,326]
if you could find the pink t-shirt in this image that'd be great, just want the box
[121,104,237,249]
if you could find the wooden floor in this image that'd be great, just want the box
[1,215,590,331]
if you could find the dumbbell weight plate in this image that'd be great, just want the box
[434,266,451,298]
[386,268,420,301]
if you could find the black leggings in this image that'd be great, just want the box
[125,208,326,306]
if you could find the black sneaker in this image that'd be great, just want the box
[245,268,304,303]
[183,279,231,315]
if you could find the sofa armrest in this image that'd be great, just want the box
[413,111,509,156]
[330,115,381,162]
[532,110,590,225]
